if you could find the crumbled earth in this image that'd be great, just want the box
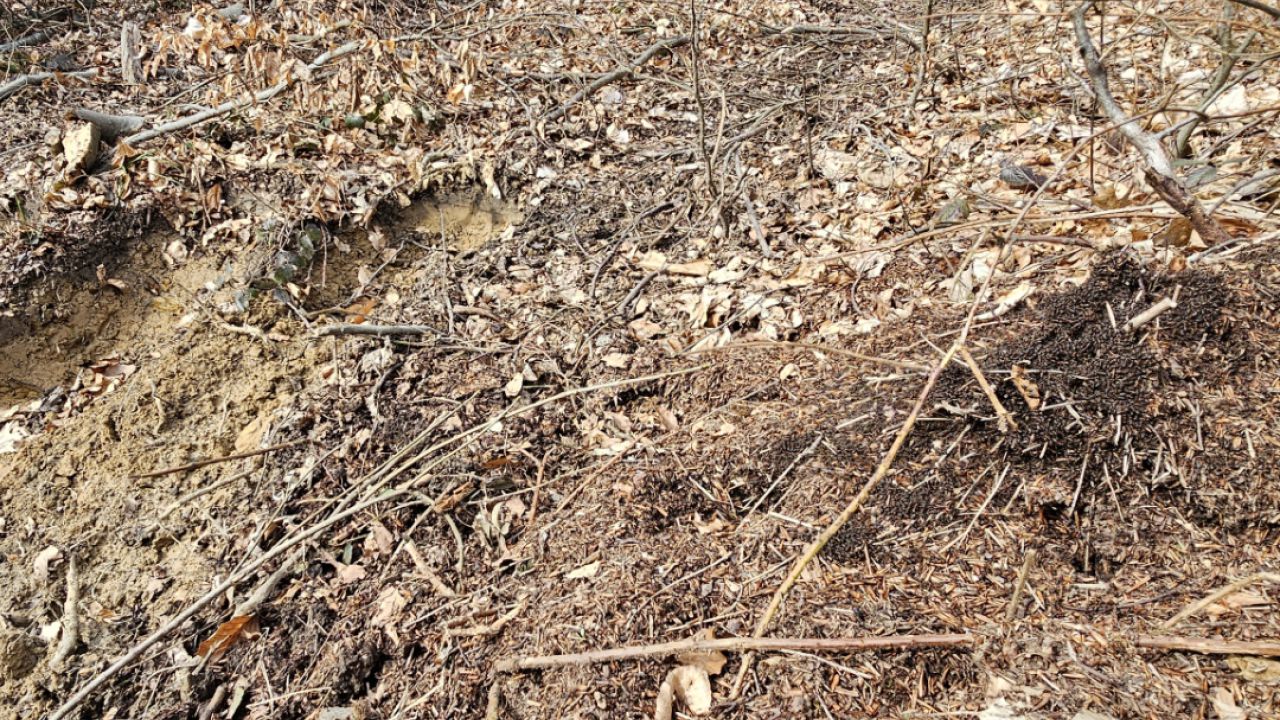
[2,2,1280,720]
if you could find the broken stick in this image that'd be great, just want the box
[1137,635,1280,658]
[495,633,973,673]
[314,323,441,338]
[132,438,308,479]
[1072,2,1231,246]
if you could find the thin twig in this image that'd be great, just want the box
[689,340,927,371]
[1137,635,1280,657]
[495,634,974,673]
[1005,549,1038,622]
[1161,572,1280,629]
[160,468,256,517]
[122,41,362,146]
[958,346,1016,432]
[544,36,690,122]
[729,340,963,696]
[314,323,441,338]
[132,439,308,479]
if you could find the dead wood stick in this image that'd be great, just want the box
[690,339,928,372]
[233,547,305,616]
[160,468,256,517]
[197,684,228,720]
[49,555,80,672]
[1137,635,1280,657]
[1072,2,1231,246]
[729,340,962,696]
[314,322,441,338]
[0,29,51,52]
[120,22,142,85]
[958,346,1016,432]
[495,633,973,673]
[1005,549,1038,622]
[1161,572,1280,630]
[448,596,529,638]
[1124,296,1177,331]
[71,107,145,142]
[121,40,362,147]
[0,69,96,102]
[132,438,308,479]
[544,35,690,122]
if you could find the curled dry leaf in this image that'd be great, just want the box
[671,665,712,715]
[196,614,259,663]
[654,665,712,720]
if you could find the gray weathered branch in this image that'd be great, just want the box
[1071,2,1231,246]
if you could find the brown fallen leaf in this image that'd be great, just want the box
[196,614,259,663]
[676,629,727,675]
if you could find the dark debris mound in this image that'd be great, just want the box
[932,253,1241,460]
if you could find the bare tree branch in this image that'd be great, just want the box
[1071,2,1231,246]
[1229,0,1280,22]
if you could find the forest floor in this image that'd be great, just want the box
[1,1,1279,718]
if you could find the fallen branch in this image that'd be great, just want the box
[314,323,440,338]
[958,346,1016,432]
[729,340,962,696]
[0,29,50,52]
[1124,296,1178,331]
[1137,635,1280,657]
[70,108,145,143]
[0,69,96,102]
[120,40,362,147]
[132,438,308,479]
[1161,572,1280,630]
[1005,549,1038,622]
[1072,2,1231,246]
[544,35,690,122]
[495,633,973,673]
[49,556,80,672]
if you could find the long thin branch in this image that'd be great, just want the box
[1071,2,1231,246]
[496,634,974,673]
[132,439,308,479]
[1137,635,1280,657]
[729,339,962,696]
[0,69,96,102]
[0,29,50,52]
[544,35,690,122]
[314,323,441,338]
[121,41,362,147]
